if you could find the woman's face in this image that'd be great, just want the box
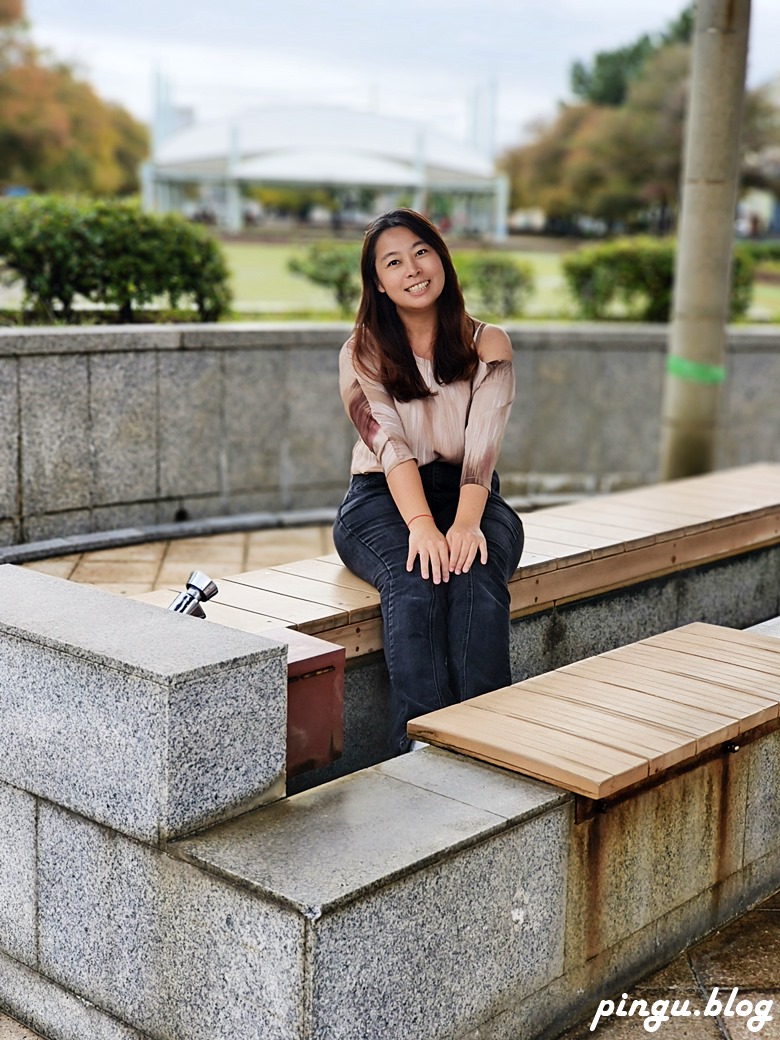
[373,225,445,313]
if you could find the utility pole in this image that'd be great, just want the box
[659,0,751,480]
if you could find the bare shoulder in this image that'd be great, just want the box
[477,324,512,363]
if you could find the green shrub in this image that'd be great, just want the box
[735,241,780,265]
[0,196,96,320]
[458,254,535,318]
[0,196,232,323]
[562,237,754,322]
[288,243,362,316]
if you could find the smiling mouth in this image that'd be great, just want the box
[405,280,430,294]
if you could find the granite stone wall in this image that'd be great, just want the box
[1,323,778,545]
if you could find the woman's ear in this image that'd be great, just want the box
[376,281,386,294]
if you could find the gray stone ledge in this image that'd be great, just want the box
[172,748,568,915]
[0,508,339,564]
[0,322,775,359]
[0,566,283,683]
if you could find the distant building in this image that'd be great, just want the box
[141,105,508,238]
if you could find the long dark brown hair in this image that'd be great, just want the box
[352,209,478,402]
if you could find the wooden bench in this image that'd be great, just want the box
[135,462,780,660]
[407,621,780,807]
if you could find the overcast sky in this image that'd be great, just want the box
[24,0,780,152]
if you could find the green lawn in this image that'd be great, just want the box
[222,241,579,319]
[221,240,780,322]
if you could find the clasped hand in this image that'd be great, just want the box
[406,517,487,583]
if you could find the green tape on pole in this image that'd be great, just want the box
[666,356,726,384]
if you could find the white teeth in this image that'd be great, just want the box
[406,280,430,294]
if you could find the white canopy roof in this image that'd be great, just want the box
[153,105,497,191]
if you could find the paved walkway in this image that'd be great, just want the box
[20,524,336,598]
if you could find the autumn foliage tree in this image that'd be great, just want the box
[499,4,779,234]
[0,0,148,194]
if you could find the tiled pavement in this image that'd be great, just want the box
[20,524,336,598]
[8,526,780,1039]
[562,891,780,1039]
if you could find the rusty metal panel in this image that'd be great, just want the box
[269,628,345,779]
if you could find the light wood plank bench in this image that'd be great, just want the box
[135,462,780,660]
[407,621,780,805]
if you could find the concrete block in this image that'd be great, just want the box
[89,502,159,533]
[0,359,18,520]
[21,511,91,543]
[676,548,780,630]
[0,567,287,843]
[0,784,36,965]
[175,760,568,1040]
[719,352,780,468]
[158,352,223,499]
[19,356,91,515]
[283,347,353,491]
[0,951,147,1040]
[89,353,157,505]
[566,753,748,963]
[37,805,304,1040]
[497,347,535,474]
[744,730,780,866]
[307,806,568,1040]
[223,350,285,492]
[525,350,611,475]
[157,494,226,525]
[510,609,554,681]
[549,580,679,669]
[596,350,664,474]
[0,522,18,548]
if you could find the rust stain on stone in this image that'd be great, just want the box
[715,750,734,888]
[584,811,605,961]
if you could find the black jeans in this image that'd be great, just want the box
[333,462,524,754]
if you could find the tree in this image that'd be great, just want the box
[498,5,776,235]
[660,0,752,479]
[570,3,694,106]
[0,0,148,194]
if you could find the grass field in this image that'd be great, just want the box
[222,240,780,322]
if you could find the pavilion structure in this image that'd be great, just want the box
[141,104,508,238]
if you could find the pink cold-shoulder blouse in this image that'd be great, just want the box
[339,322,515,491]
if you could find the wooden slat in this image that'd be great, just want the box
[272,558,379,596]
[225,567,379,621]
[215,578,347,633]
[408,623,780,798]
[408,701,649,798]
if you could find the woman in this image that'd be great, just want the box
[334,209,524,754]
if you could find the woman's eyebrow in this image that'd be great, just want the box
[378,239,427,263]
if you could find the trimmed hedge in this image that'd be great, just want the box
[0,196,232,323]
[562,237,754,322]
[457,254,535,318]
[288,243,362,316]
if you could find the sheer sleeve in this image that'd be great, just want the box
[461,359,515,489]
[339,342,417,475]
